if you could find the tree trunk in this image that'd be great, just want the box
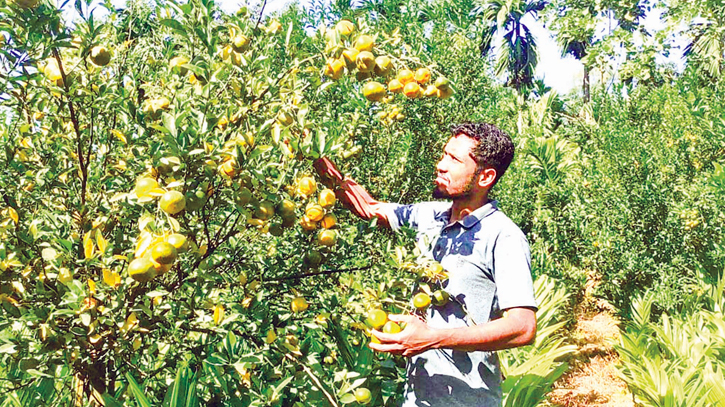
[583,64,591,103]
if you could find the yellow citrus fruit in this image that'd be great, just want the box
[365,309,387,330]
[277,111,294,126]
[135,177,158,198]
[58,267,73,284]
[373,55,393,76]
[434,76,450,89]
[219,159,238,178]
[397,69,414,85]
[342,48,360,70]
[320,213,337,229]
[387,79,404,93]
[229,50,243,66]
[318,188,336,208]
[154,97,170,111]
[128,258,156,283]
[354,388,372,405]
[300,216,318,231]
[317,230,337,247]
[362,81,386,102]
[324,58,345,80]
[151,242,178,265]
[89,46,111,66]
[382,321,401,334]
[414,67,431,84]
[159,190,186,215]
[232,34,250,52]
[413,292,431,310]
[305,204,325,222]
[267,20,282,34]
[291,296,308,313]
[354,34,374,52]
[335,20,355,36]
[355,51,376,73]
[423,84,440,97]
[403,82,421,99]
[297,176,317,197]
[42,59,62,81]
[166,234,189,253]
[169,56,189,76]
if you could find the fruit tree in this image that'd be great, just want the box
[0,0,455,405]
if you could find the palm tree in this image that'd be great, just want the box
[473,0,547,93]
[668,1,725,79]
[550,6,596,101]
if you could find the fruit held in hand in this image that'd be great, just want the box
[382,321,401,334]
[365,309,387,330]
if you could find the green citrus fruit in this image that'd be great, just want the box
[151,242,178,265]
[365,309,387,330]
[128,258,156,283]
[354,388,372,405]
[159,191,186,214]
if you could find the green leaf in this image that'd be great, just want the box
[125,372,152,407]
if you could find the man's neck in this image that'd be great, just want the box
[449,192,490,224]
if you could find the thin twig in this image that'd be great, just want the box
[284,354,339,407]
[268,265,372,282]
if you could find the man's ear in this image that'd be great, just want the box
[477,167,497,189]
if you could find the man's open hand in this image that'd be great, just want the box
[369,314,441,357]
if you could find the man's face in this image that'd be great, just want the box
[433,135,480,200]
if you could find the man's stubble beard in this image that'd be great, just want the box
[432,172,477,200]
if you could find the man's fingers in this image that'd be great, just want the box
[370,330,398,343]
[368,342,403,354]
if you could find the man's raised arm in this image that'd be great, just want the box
[314,157,390,227]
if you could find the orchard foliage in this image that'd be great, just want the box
[0,0,465,404]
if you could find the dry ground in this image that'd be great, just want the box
[547,307,635,407]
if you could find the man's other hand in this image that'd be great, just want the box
[369,314,439,357]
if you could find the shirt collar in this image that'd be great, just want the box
[439,200,499,229]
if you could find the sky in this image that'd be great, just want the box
[60,0,688,96]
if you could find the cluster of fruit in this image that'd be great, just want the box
[375,104,405,126]
[127,232,189,283]
[321,19,454,103]
[39,44,110,89]
[364,308,402,344]
[125,177,191,282]
[294,176,339,249]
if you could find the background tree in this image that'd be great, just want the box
[473,0,548,94]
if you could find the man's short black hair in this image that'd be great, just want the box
[450,122,514,185]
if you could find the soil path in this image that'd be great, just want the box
[548,308,634,407]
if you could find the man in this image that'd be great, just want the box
[315,123,537,406]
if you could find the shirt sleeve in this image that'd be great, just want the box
[493,231,538,311]
[379,203,416,232]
